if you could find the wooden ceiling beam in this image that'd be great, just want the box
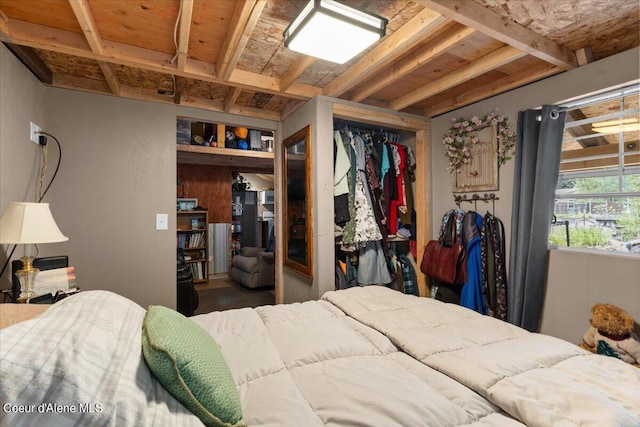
[350,25,476,103]
[0,9,8,38]
[216,0,266,81]
[2,17,319,101]
[53,72,177,106]
[421,0,578,69]
[565,109,609,147]
[424,62,560,117]
[333,102,429,132]
[52,71,280,121]
[280,55,316,92]
[575,47,594,66]
[98,61,120,95]
[224,87,242,113]
[182,95,281,121]
[228,68,320,99]
[3,43,52,84]
[176,0,194,72]
[1,18,88,52]
[67,0,101,54]
[53,72,111,93]
[323,8,447,98]
[561,154,640,172]
[561,141,638,160]
[173,76,185,105]
[68,0,120,94]
[390,45,525,111]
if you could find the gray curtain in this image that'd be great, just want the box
[508,105,567,332]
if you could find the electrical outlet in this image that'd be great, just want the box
[30,121,41,144]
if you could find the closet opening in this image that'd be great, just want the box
[331,110,429,297]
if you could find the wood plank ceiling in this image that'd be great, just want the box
[0,0,638,123]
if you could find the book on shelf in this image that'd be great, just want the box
[178,231,205,248]
[189,261,206,281]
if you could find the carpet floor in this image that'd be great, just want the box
[194,281,275,315]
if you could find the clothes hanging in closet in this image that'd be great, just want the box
[333,130,351,226]
[352,132,383,246]
[396,252,419,296]
[357,240,392,285]
[334,124,418,290]
[335,127,416,242]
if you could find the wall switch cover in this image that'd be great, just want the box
[156,213,168,230]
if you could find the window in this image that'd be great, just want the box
[551,84,640,253]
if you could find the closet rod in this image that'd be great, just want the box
[334,119,400,137]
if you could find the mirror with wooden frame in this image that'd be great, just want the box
[282,125,313,278]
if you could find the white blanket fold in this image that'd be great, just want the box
[322,286,640,427]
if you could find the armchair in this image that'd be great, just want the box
[230,247,274,289]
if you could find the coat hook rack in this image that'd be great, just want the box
[454,193,499,213]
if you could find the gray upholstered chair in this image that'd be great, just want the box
[230,247,275,288]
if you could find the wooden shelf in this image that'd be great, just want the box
[177,144,274,172]
[177,210,209,283]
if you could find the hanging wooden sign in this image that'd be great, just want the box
[442,109,516,193]
[452,125,499,192]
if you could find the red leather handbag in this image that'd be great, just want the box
[420,216,467,285]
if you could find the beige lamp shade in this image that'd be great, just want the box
[0,202,68,244]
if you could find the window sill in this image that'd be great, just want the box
[548,245,640,259]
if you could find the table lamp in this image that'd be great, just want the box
[0,202,68,299]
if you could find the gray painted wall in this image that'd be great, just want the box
[43,90,178,308]
[429,47,640,343]
[281,97,318,303]
[41,90,278,309]
[1,43,278,308]
[0,45,52,285]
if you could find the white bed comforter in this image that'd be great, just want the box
[322,286,640,427]
[191,294,522,427]
[2,287,638,427]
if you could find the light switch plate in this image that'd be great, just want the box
[30,121,41,144]
[156,213,168,230]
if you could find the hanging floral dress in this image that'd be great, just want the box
[352,133,383,246]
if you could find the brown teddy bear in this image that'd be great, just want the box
[582,303,640,366]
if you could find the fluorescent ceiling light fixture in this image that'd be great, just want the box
[284,0,387,64]
[592,117,640,134]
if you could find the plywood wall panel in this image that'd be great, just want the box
[177,164,232,223]
[35,49,103,79]
[89,0,177,54]
[0,0,80,32]
[189,0,237,63]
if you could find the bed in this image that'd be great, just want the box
[1,286,638,426]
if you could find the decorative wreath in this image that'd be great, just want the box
[443,109,516,172]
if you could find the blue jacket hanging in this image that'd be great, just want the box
[460,212,486,313]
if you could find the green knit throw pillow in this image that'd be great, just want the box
[142,305,245,427]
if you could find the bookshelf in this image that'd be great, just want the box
[177,210,208,283]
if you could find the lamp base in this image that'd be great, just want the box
[16,255,40,299]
